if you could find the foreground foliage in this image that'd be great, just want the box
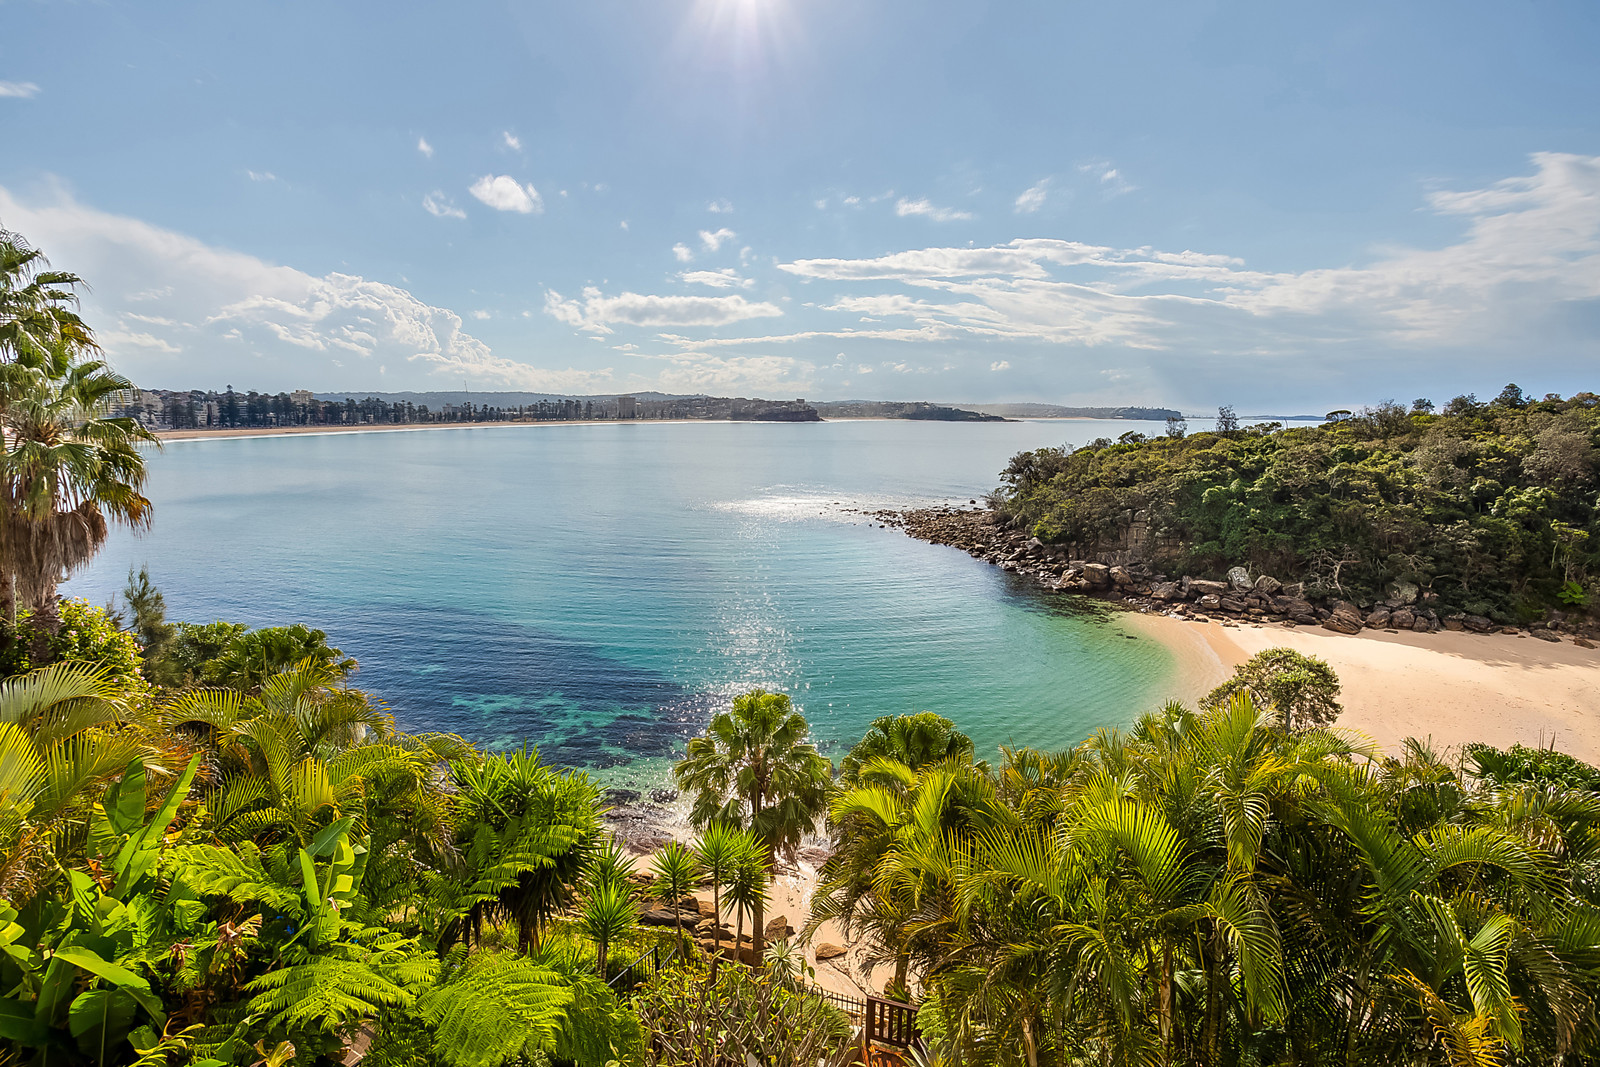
[812,698,1600,1067]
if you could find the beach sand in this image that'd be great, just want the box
[1125,611,1600,763]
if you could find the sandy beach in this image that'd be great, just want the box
[1125,611,1600,763]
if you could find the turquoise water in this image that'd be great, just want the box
[65,419,1176,788]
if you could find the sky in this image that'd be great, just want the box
[2,0,1598,411]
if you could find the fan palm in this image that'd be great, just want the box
[0,229,97,363]
[674,689,832,963]
[838,712,975,787]
[0,336,155,619]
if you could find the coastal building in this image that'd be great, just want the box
[617,395,637,419]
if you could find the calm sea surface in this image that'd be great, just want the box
[65,419,1177,789]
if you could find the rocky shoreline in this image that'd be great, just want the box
[878,507,1598,647]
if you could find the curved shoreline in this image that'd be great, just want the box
[886,506,1600,764]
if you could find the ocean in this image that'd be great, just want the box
[65,418,1178,790]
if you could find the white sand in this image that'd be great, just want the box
[1126,612,1600,763]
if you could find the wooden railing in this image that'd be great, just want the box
[864,996,919,1049]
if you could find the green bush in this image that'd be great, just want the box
[0,597,148,695]
[1465,742,1600,791]
[993,392,1600,618]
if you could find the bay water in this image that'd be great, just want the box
[65,418,1178,790]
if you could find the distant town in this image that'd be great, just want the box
[116,388,825,429]
[117,387,1182,431]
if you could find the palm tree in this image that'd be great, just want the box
[650,840,701,951]
[448,749,603,953]
[0,229,97,363]
[674,689,832,964]
[0,661,144,901]
[0,337,155,620]
[582,841,639,980]
[810,759,998,998]
[723,833,769,966]
[837,712,975,787]
[693,821,745,977]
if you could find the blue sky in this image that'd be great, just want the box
[2,0,1598,410]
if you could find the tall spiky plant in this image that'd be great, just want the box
[651,840,702,951]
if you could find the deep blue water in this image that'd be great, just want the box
[65,419,1177,789]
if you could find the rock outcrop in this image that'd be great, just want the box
[875,507,1596,646]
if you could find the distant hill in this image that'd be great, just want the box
[964,403,1183,420]
[812,401,1008,422]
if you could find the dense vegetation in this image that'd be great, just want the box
[993,391,1600,621]
[8,228,1600,1067]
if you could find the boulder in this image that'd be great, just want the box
[1219,596,1249,614]
[1532,629,1562,642]
[1364,608,1391,629]
[697,900,719,919]
[1082,563,1112,586]
[1150,581,1181,601]
[1108,565,1134,587]
[1413,616,1433,633]
[765,915,794,941]
[1253,574,1282,595]
[815,943,847,961]
[1322,614,1363,635]
[1390,609,1415,630]
[1575,637,1596,649]
[1227,566,1252,592]
[639,905,696,927]
[1442,616,1465,631]
[1463,615,1493,633]
[1197,594,1222,609]
[1190,579,1229,597]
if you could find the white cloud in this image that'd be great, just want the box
[469,175,543,214]
[672,243,694,263]
[708,199,734,214]
[990,360,1011,371]
[895,198,974,222]
[470,310,491,320]
[699,227,737,252]
[0,183,608,392]
[762,153,1600,363]
[422,191,466,219]
[843,195,861,206]
[620,220,629,230]
[543,287,783,334]
[246,170,278,183]
[417,136,434,159]
[1080,161,1135,197]
[679,268,753,290]
[502,131,522,151]
[1014,179,1050,214]
[0,81,40,98]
